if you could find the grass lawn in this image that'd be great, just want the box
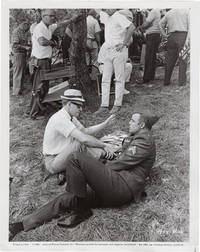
[9,66,190,242]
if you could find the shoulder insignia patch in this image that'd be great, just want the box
[128,146,136,155]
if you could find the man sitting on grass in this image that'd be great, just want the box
[9,111,159,240]
[43,88,115,176]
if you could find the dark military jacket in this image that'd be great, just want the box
[107,128,156,202]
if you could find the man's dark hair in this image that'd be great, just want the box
[139,113,160,130]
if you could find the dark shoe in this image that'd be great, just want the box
[178,82,186,86]
[9,222,24,241]
[94,107,109,115]
[164,82,170,86]
[143,79,151,84]
[109,106,121,114]
[57,208,93,228]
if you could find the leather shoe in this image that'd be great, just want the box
[9,222,23,241]
[57,209,93,228]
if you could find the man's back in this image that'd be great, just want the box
[43,108,83,155]
[87,15,101,39]
[163,9,189,33]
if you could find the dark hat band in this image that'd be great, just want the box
[63,95,83,99]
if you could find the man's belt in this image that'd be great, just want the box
[171,31,187,33]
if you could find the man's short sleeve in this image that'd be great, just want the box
[72,117,84,131]
[56,119,76,138]
[34,25,44,40]
[115,12,132,29]
[100,11,109,24]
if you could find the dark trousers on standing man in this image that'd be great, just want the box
[164,31,187,86]
[22,152,133,231]
[143,33,161,82]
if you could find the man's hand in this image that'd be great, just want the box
[103,145,116,160]
[184,39,190,48]
[115,43,125,52]
[104,114,116,126]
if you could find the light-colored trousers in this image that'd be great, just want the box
[44,141,104,174]
[101,47,128,107]
[99,62,132,83]
[12,53,26,95]
[85,40,99,66]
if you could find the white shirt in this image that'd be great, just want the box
[159,9,189,34]
[87,15,101,39]
[43,108,84,155]
[100,11,132,48]
[146,9,161,34]
[31,21,57,59]
[30,22,38,36]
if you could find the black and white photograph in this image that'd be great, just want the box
[0,0,199,250]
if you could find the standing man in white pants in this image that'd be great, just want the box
[95,9,135,115]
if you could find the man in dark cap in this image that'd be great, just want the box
[9,112,159,240]
[11,20,31,95]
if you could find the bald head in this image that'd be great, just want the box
[41,9,56,26]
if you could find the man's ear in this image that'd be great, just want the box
[140,122,145,129]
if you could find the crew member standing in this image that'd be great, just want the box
[159,9,190,86]
[138,9,161,83]
[86,9,101,66]
[95,9,135,115]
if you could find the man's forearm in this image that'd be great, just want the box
[56,14,80,29]
[123,24,135,46]
[159,21,167,37]
[82,134,106,149]
[83,121,107,135]
[95,33,101,47]
[38,37,55,47]
[138,21,151,31]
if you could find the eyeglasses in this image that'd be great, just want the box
[71,102,83,109]
[43,14,56,18]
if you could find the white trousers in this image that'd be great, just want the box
[99,62,132,83]
[101,47,128,107]
[44,141,104,174]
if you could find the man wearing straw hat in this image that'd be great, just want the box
[9,111,159,240]
[43,89,115,175]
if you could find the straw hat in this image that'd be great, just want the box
[60,89,85,104]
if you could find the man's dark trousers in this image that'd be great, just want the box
[35,58,51,98]
[143,33,161,82]
[22,152,132,231]
[164,31,187,86]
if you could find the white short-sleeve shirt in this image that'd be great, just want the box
[31,21,57,59]
[100,11,132,47]
[43,108,84,155]
[87,15,101,39]
[146,9,161,34]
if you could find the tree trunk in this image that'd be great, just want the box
[69,9,96,96]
